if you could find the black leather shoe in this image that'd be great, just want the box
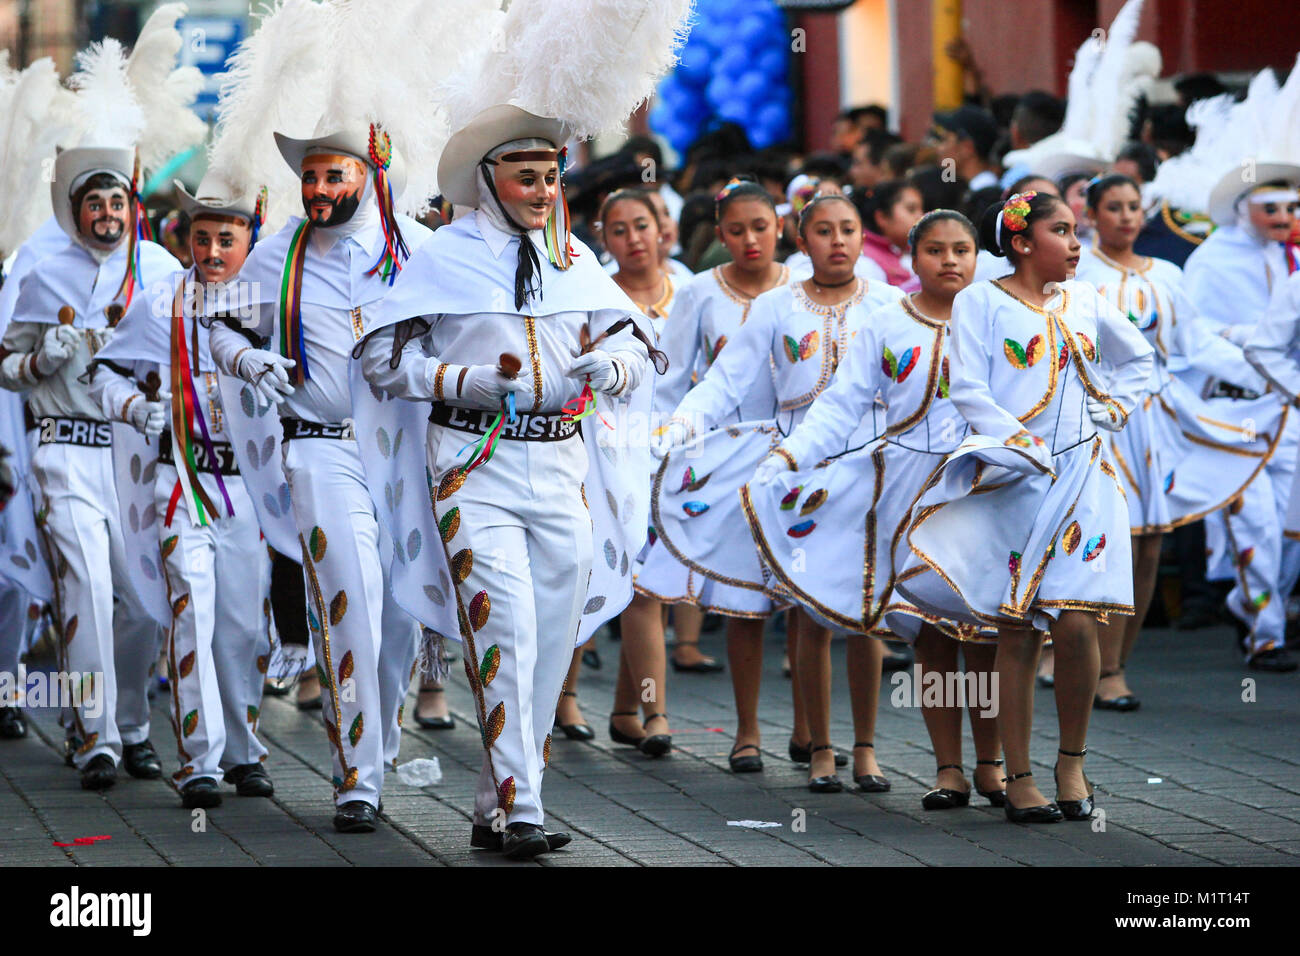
[122,740,163,779]
[608,711,644,747]
[1003,770,1063,823]
[880,642,914,672]
[0,705,26,739]
[1248,647,1298,672]
[554,690,594,740]
[180,777,222,809]
[470,824,571,852]
[333,800,377,833]
[80,754,117,791]
[638,712,671,757]
[223,762,274,797]
[807,745,843,792]
[975,758,1007,807]
[1054,747,1096,821]
[728,742,763,773]
[852,742,891,792]
[1094,668,1140,711]
[413,686,455,729]
[501,822,550,860]
[921,764,970,810]
[789,738,848,767]
[670,646,725,673]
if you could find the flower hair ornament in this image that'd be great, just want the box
[996,190,1037,252]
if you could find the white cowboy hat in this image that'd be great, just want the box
[437,104,570,209]
[51,145,135,242]
[1205,160,1300,226]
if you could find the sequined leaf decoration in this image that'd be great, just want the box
[437,468,466,501]
[798,330,819,360]
[348,713,364,747]
[606,490,619,519]
[439,508,460,543]
[1253,590,1271,610]
[936,356,950,399]
[1008,551,1021,576]
[780,486,804,511]
[881,346,898,378]
[604,539,617,568]
[64,615,78,644]
[483,702,505,748]
[480,645,500,686]
[584,595,606,614]
[705,335,727,364]
[1238,547,1255,568]
[317,664,328,685]
[784,334,800,363]
[338,650,354,684]
[1062,521,1082,555]
[173,764,194,782]
[544,734,552,767]
[330,590,348,626]
[1163,472,1175,493]
[451,549,473,584]
[894,346,919,383]
[469,590,491,631]
[77,733,99,756]
[1024,334,1045,367]
[256,654,269,674]
[308,606,321,632]
[407,529,421,561]
[377,427,392,459]
[178,651,195,679]
[423,584,446,607]
[787,519,815,538]
[172,594,190,617]
[1003,338,1027,370]
[247,705,259,725]
[1058,343,1069,369]
[1076,333,1096,361]
[342,767,358,791]
[161,535,179,560]
[498,775,516,813]
[325,719,342,753]
[1082,533,1106,562]
[182,710,198,737]
[682,501,709,517]
[309,526,327,562]
[799,488,828,515]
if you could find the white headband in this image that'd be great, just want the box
[1246,188,1300,205]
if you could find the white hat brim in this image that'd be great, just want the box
[273,129,407,203]
[1206,161,1300,226]
[437,105,570,209]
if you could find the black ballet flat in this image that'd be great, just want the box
[1093,669,1140,711]
[852,742,891,792]
[921,763,970,810]
[553,691,594,741]
[414,686,456,730]
[807,744,844,792]
[1003,770,1063,823]
[638,713,671,757]
[1054,747,1096,821]
[608,711,645,747]
[975,758,1007,807]
[729,742,763,773]
[789,738,848,767]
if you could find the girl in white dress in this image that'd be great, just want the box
[745,210,1008,806]
[1074,174,1281,708]
[895,191,1154,822]
[654,195,899,788]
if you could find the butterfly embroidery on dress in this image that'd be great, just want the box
[936,356,950,398]
[783,331,819,363]
[704,335,727,365]
[1003,335,1046,370]
[881,345,919,383]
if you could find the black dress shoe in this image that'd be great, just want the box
[975,759,1007,807]
[728,742,763,773]
[122,740,162,779]
[608,711,645,747]
[223,762,274,797]
[851,741,891,792]
[670,646,725,672]
[638,712,671,757]
[470,824,571,852]
[0,705,27,739]
[807,745,844,792]
[789,738,848,767]
[1248,647,1298,672]
[1094,668,1140,711]
[1054,747,1096,821]
[414,687,455,729]
[921,763,970,810]
[80,754,117,790]
[554,690,594,740]
[180,777,223,809]
[501,822,550,859]
[333,800,377,833]
[1003,770,1063,823]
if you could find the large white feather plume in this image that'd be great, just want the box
[0,56,76,255]
[67,37,147,150]
[442,0,696,141]
[209,0,335,234]
[126,2,208,176]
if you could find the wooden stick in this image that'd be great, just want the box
[497,352,522,379]
[57,306,75,325]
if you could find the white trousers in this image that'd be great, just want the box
[282,436,418,808]
[0,581,28,685]
[1220,411,1300,652]
[428,424,593,827]
[31,443,161,767]
[155,464,269,783]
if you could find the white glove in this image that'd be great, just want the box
[753,454,792,486]
[1220,324,1254,348]
[651,419,692,460]
[129,394,169,439]
[235,349,296,406]
[567,349,620,394]
[34,324,81,376]
[1086,395,1125,432]
[456,363,532,410]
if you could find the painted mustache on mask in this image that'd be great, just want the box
[304,190,361,227]
[90,215,125,239]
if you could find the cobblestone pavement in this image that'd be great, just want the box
[2,624,1298,866]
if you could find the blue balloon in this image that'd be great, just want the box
[676,44,712,88]
[706,73,735,110]
[758,48,788,81]
[714,45,751,78]
[737,15,773,48]
[734,71,770,107]
[756,102,790,131]
[717,100,750,125]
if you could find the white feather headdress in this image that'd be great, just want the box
[125,2,208,177]
[67,38,147,151]
[0,55,76,256]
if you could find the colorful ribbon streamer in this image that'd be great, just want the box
[278,218,312,385]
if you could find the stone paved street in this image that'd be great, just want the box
[3,623,1298,866]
